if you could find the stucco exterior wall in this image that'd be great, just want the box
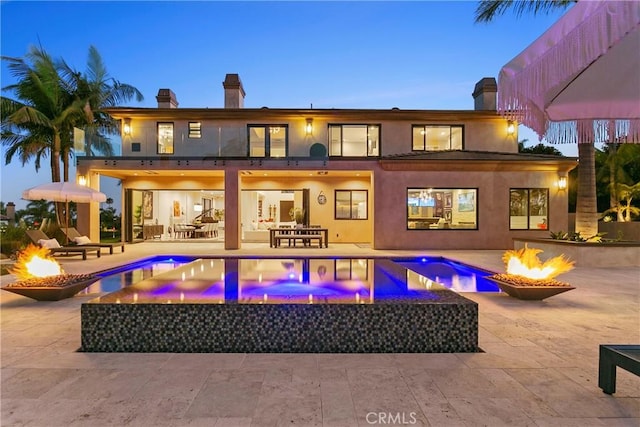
[373,167,568,250]
[118,111,517,159]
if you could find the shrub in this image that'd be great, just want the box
[0,225,28,258]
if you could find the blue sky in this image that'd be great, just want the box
[1,0,572,210]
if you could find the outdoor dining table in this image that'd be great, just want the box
[269,227,328,248]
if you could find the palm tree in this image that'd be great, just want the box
[1,45,88,223]
[59,45,144,157]
[616,183,640,222]
[475,0,604,237]
[18,200,56,228]
[596,143,640,221]
[2,45,143,227]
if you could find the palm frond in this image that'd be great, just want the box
[474,0,575,23]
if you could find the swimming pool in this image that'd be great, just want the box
[81,256,491,353]
[85,255,500,299]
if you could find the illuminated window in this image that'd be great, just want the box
[407,188,477,230]
[335,190,368,220]
[157,123,174,154]
[329,124,379,157]
[510,188,549,230]
[248,125,288,157]
[412,125,463,151]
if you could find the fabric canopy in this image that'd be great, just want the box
[498,0,640,144]
[22,181,106,243]
[22,182,107,204]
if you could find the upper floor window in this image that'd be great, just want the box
[335,190,368,219]
[412,125,463,151]
[248,125,288,158]
[157,123,174,154]
[188,122,202,139]
[510,188,548,230]
[329,124,379,157]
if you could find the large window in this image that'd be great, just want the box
[248,125,287,157]
[329,125,379,157]
[510,188,548,230]
[335,190,368,219]
[412,125,463,151]
[157,123,174,154]
[407,188,477,230]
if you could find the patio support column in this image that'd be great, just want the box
[225,167,240,249]
[76,170,101,243]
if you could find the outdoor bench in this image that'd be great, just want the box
[598,344,640,394]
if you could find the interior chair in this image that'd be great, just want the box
[174,224,187,239]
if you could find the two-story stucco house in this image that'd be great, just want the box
[75,74,576,250]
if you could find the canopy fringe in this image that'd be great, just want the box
[544,119,640,144]
[498,1,640,141]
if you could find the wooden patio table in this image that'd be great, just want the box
[269,227,328,248]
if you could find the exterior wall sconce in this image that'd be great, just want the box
[507,120,516,135]
[557,175,568,190]
[305,118,313,135]
[77,175,87,186]
[123,118,132,136]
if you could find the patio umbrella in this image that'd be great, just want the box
[498,0,640,144]
[22,181,107,243]
[497,0,640,237]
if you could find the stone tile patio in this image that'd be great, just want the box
[1,243,638,426]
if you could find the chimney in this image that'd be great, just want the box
[223,74,245,108]
[156,89,179,108]
[472,77,497,111]
[6,202,15,226]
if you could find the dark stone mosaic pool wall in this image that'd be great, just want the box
[81,294,478,353]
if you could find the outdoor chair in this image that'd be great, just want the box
[60,227,124,254]
[25,229,101,260]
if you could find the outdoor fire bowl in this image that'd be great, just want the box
[2,274,98,301]
[488,274,575,301]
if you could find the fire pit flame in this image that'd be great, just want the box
[489,245,576,298]
[503,245,574,280]
[10,244,64,280]
[491,244,576,288]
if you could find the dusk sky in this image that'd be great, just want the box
[1,1,572,210]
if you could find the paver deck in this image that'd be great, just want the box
[2,242,639,426]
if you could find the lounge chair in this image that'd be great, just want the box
[25,229,101,260]
[60,227,124,254]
